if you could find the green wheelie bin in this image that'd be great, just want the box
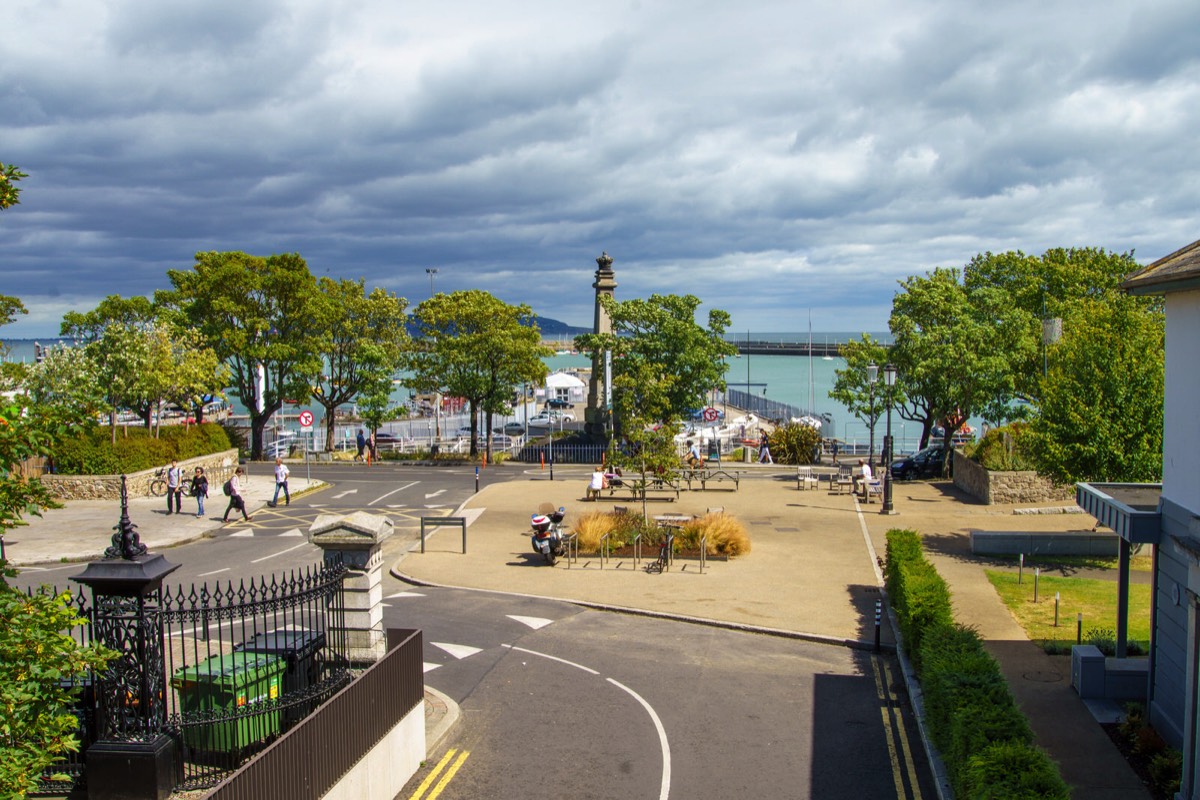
[172,652,285,753]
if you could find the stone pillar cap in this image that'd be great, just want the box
[309,511,395,547]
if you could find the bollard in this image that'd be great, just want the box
[1077,612,1083,644]
[874,600,882,652]
[1019,553,1024,584]
[549,457,554,481]
[1034,567,1040,603]
[475,466,479,493]
[540,453,544,470]
[1054,591,1060,627]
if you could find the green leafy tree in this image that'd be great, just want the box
[354,365,398,447]
[140,325,230,437]
[1,323,113,798]
[310,279,409,451]
[23,345,105,422]
[157,252,323,459]
[829,335,902,465]
[60,295,157,345]
[407,291,550,459]
[962,247,1155,404]
[606,420,680,520]
[889,268,1037,469]
[1028,298,1164,483]
[0,295,29,389]
[574,294,736,431]
[0,162,26,209]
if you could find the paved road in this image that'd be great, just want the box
[388,581,934,800]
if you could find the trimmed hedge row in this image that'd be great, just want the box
[885,528,1070,799]
[53,423,233,475]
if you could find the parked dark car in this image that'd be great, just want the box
[546,397,573,409]
[890,445,948,480]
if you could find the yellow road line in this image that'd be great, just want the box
[872,656,908,799]
[409,748,459,800]
[426,749,470,800]
[882,659,923,797]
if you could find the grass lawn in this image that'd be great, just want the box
[985,570,1151,645]
[986,552,1154,573]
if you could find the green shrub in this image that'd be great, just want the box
[960,740,1070,799]
[52,423,232,474]
[1148,749,1182,797]
[768,423,823,465]
[886,528,1068,799]
[970,422,1037,471]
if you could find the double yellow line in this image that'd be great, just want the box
[871,655,923,800]
[408,748,470,800]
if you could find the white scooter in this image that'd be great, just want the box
[530,504,567,565]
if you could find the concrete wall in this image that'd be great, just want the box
[321,702,425,800]
[952,450,1075,505]
[41,449,241,501]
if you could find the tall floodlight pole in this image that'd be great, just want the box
[426,268,439,296]
[866,363,878,468]
[882,364,897,515]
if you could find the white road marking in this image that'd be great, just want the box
[251,541,311,564]
[508,615,554,630]
[425,504,447,509]
[609,677,672,800]
[423,662,443,673]
[198,567,231,577]
[229,530,254,538]
[432,642,483,660]
[425,489,446,499]
[332,489,358,499]
[853,496,886,586]
[386,591,426,599]
[368,481,419,507]
[502,644,670,799]
[278,528,303,538]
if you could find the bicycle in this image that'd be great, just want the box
[148,467,168,497]
[646,529,675,574]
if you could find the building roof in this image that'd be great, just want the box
[1123,238,1200,295]
[1075,482,1162,544]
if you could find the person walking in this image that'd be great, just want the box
[758,431,774,464]
[222,467,253,523]
[190,467,209,518]
[355,429,366,462]
[165,459,184,514]
[269,457,290,507]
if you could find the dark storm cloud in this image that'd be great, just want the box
[2,0,1199,337]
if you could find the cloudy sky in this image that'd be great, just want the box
[3,0,1198,338]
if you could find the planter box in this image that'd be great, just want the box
[952,451,1075,505]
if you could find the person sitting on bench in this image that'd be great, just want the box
[853,459,873,495]
[587,465,607,500]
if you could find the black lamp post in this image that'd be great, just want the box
[882,364,897,515]
[866,363,878,469]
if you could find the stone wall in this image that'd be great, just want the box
[41,449,241,501]
[952,450,1074,505]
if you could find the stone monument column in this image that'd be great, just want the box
[585,251,617,439]
[308,511,394,665]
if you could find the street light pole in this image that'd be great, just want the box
[426,268,441,445]
[882,364,897,515]
[866,363,878,469]
[426,268,439,297]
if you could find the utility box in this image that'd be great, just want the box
[172,652,284,752]
[1071,645,1106,698]
[234,631,326,728]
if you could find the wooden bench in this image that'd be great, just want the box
[796,466,818,491]
[861,479,883,503]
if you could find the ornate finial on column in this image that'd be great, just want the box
[596,251,614,273]
[105,475,148,560]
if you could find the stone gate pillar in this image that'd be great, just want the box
[308,511,394,665]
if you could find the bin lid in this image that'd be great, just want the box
[236,630,326,656]
[171,652,284,687]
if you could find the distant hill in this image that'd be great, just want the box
[529,315,589,337]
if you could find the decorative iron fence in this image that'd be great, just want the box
[30,562,348,795]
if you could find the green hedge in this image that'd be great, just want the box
[884,528,1069,799]
[53,423,233,475]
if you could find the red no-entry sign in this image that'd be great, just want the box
[298,410,314,429]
